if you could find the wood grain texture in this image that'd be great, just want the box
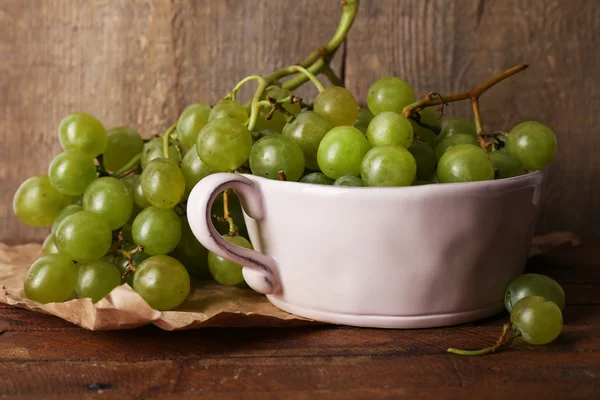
[1,0,599,243]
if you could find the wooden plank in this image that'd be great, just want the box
[0,305,597,362]
[0,307,84,332]
[346,0,600,241]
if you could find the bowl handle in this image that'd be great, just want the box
[186,173,280,295]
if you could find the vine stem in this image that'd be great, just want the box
[447,324,521,356]
[162,124,177,159]
[224,75,263,100]
[223,189,239,237]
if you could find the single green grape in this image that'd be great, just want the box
[361,146,417,187]
[282,111,333,170]
[510,296,563,345]
[75,260,121,303]
[299,172,334,185]
[181,145,215,196]
[366,111,414,148]
[141,158,185,208]
[25,254,77,303]
[313,86,358,127]
[367,77,416,115]
[436,144,495,183]
[103,127,144,172]
[506,121,557,170]
[177,103,211,149]
[408,140,437,181]
[58,112,107,157]
[435,134,479,161]
[55,211,113,262]
[61,195,81,207]
[249,135,305,181]
[208,235,253,286]
[489,150,525,179]
[140,138,182,169]
[317,126,371,179]
[132,207,181,255]
[196,117,253,172]
[254,86,301,133]
[133,255,190,311]
[13,175,65,227]
[122,174,152,210]
[171,216,211,280]
[48,151,97,196]
[333,175,363,187]
[51,205,83,234]
[353,108,374,135]
[208,99,248,124]
[210,191,249,239]
[82,177,133,230]
[114,249,150,286]
[437,117,477,144]
[505,273,566,312]
[42,233,60,255]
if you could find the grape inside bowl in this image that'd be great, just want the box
[187,170,544,328]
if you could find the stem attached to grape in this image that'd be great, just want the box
[112,153,142,178]
[447,323,521,356]
[162,124,177,159]
[223,189,239,237]
[120,244,145,278]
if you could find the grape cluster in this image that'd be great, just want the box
[449,273,565,355]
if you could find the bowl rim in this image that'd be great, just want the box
[241,169,545,194]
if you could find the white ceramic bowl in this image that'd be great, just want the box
[187,171,544,328]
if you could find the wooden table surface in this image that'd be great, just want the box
[0,245,598,399]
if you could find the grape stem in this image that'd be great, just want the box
[255,95,303,123]
[447,323,521,356]
[120,245,145,278]
[402,64,529,150]
[224,75,263,101]
[223,189,239,237]
[162,124,177,159]
[278,171,287,181]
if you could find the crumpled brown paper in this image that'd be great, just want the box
[0,232,580,331]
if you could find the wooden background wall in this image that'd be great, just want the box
[1,0,599,244]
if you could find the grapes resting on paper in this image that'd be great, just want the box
[24,254,78,304]
[133,255,190,311]
[76,260,122,303]
[55,211,113,262]
[83,177,133,230]
[132,207,182,256]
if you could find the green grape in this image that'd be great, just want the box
[24,254,78,303]
[410,108,440,148]
[177,103,211,149]
[51,204,83,234]
[299,172,334,185]
[196,117,253,172]
[76,260,121,303]
[48,151,97,196]
[249,135,305,181]
[103,127,144,171]
[132,207,181,255]
[83,177,134,230]
[42,233,60,255]
[333,175,363,187]
[171,216,211,280]
[208,99,248,124]
[58,112,107,157]
[141,158,185,208]
[62,195,81,207]
[353,108,374,135]
[208,235,253,285]
[489,150,525,179]
[55,211,112,262]
[435,134,479,161]
[254,86,301,133]
[366,111,414,148]
[282,111,333,170]
[510,296,563,345]
[123,174,152,209]
[361,146,417,187]
[367,77,416,115]
[437,117,477,144]
[210,191,249,238]
[506,121,557,170]
[133,255,190,311]
[505,273,565,312]
[408,140,436,181]
[436,144,494,183]
[317,126,371,179]
[13,175,64,227]
[114,249,150,286]
[410,121,437,149]
[140,138,182,169]
[313,86,358,127]
[181,145,215,196]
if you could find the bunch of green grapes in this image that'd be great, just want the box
[449,273,565,356]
